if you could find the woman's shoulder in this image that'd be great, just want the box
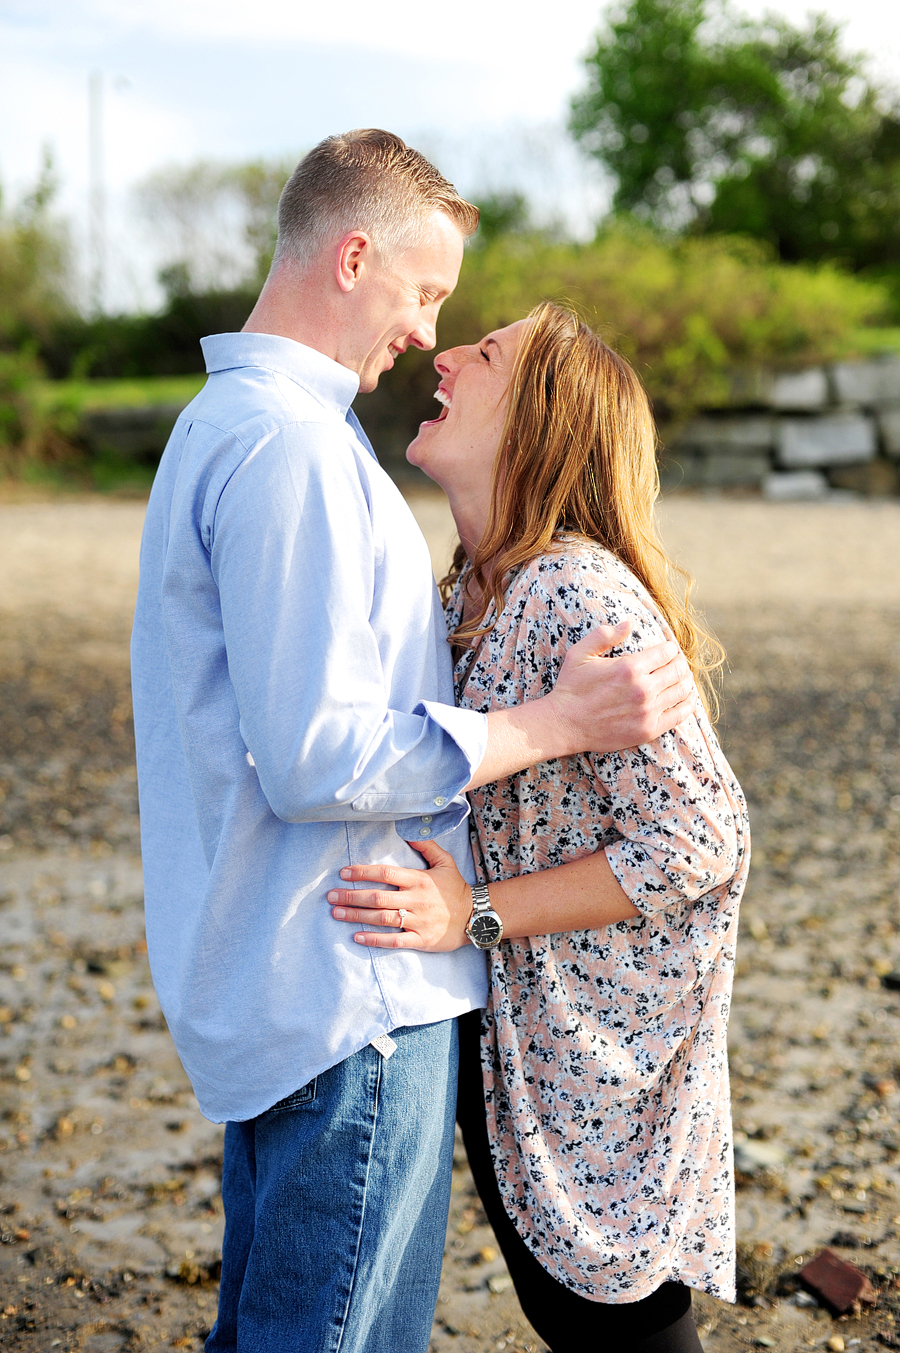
[508,539,661,629]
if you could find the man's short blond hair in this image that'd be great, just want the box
[273,129,479,270]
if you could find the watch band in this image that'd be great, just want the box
[470,883,492,913]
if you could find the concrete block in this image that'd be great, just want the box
[763,470,828,501]
[701,453,770,486]
[878,405,900,459]
[777,413,877,468]
[674,415,775,454]
[771,369,829,411]
[830,357,900,406]
[828,458,900,496]
[727,368,776,408]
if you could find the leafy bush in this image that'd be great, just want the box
[42,287,257,380]
[360,224,887,451]
[0,348,82,477]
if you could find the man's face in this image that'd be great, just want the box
[347,211,465,394]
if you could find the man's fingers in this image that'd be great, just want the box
[623,637,681,677]
[652,691,696,734]
[567,618,632,660]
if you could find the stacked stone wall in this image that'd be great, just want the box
[661,355,900,497]
[74,355,900,497]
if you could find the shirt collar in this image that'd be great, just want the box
[200,332,361,417]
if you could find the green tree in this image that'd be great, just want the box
[0,148,73,347]
[135,156,294,295]
[570,0,900,271]
[471,192,532,246]
[0,152,79,474]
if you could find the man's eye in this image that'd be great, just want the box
[479,348,490,362]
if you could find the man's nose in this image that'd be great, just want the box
[410,309,439,351]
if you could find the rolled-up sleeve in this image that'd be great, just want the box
[205,420,487,827]
[597,719,744,916]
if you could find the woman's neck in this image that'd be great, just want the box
[445,486,494,622]
[445,483,488,567]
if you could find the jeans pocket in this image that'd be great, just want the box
[266,1079,318,1114]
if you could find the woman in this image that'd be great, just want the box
[328,303,749,1351]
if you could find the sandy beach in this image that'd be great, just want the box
[0,489,898,1352]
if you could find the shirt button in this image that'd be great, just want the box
[433,796,446,807]
[421,814,433,823]
[419,827,431,837]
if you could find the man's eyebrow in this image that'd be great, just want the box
[484,337,500,353]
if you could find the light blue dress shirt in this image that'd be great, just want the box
[131,333,489,1123]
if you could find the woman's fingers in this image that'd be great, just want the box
[337,862,414,887]
[331,904,407,928]
[352,929,417,949]
[328,836,471,952]
[328,886,396,910]
[406,837,454,864]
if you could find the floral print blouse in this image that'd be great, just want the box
[448,541,749,1304]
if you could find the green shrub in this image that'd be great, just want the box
[359,225,887,450]
[450,226,886,418]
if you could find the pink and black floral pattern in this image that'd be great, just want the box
[449,541,749,1304]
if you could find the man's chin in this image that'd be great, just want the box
[357,356,395,395]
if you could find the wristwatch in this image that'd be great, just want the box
[465,883,504,949]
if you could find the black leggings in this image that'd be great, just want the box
[456,1011,703,1353]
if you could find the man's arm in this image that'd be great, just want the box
[209,427,691,823]
[468,620,694,791]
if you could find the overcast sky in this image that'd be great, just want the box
[3,0,899,309]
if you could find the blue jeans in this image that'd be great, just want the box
[206,1019,458,1353]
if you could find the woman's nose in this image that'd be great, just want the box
[434,344,474,376]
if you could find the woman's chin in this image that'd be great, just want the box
[405,440,440,486]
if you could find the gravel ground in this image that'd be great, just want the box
[0,489,897,1353]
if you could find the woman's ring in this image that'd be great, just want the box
[398,908,407,930]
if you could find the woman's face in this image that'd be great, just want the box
[406,319,529,501]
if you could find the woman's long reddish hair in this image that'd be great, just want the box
[440,301,723,715]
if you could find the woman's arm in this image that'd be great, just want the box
[327,839,639,952]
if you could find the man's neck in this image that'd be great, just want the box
[242,259,336,357]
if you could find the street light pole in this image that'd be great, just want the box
[88,70,105,316]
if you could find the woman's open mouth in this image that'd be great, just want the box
[419,388,451,428]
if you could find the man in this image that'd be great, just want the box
[131,129,693,1353]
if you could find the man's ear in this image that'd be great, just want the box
[335,231,372,293]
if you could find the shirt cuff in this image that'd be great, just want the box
[417,700,489,780]
[346,702,488,826]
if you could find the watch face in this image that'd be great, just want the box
[468,911,503,948]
